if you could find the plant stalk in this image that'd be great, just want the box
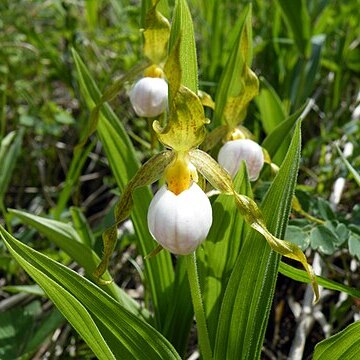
[186,252,213,360]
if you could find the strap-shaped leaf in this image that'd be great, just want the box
[8,208,145,317]
[0,226,181,360]
[0,128,24,202]
[213,120,313,359]
[168,0,198,92]
[277,0,311,57]
[143,1,171,64]
[279,262,360,299]
[94,150,175,281]
[199,164,252,345]
[314,321,360,360]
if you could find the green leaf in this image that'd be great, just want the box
[72,49,174,330]
[279,262,360,299]
[0,227,181,360]
[261,102,306,159]
[310,225,337,255]
[256,77,287,135]
[200,164,251,345]
[314,321,360,360]
[169,0,198,92]
[2,284,45,297]
[0,129,23,201]
[277,0,311,56]
[70,206,96,248]
[214,120,310,360]
[8,208,143,316]
[214,4,259,128]
[349,232,360,260]
[1,230,116,360]
[162,257,192,356]
[285,225,310,250]
[290,34,325,108]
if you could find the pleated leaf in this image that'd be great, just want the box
[8,208,144,316]
[214,120,305,359]
[168,0,198,92]
[0,227,181,360]
[199,163,252,345]
[314,321,360,360]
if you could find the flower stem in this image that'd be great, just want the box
[186,252,213,360]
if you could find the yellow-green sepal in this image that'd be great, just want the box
[188,148,319,303]
[153,86,208,151]
[94,150,175,282]
[224,68,259,128]
[234,192,319,303]
[143,1,171,64]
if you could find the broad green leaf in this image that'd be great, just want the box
[72,49,174,330]
[0,129,24,201]
[310,225,337,255]
[199,164,251,345]
[279,262,360,299]
[2,284,45,297]
[314,321,360,360]
[0,227,181,360]
[70,206,96,248]
[261,103,306,159]
[162,257,192,356]
[1,229,116,360]
[143,2,171,64]
[214,121,313,360]
[285,225,310,250]
[290,34,325,108]
[169,0,198,92]
[256,78,287,135]
[349,232,360,260]
[277,0,311,56]
[8,209,143,316]
[256,78,288,162]
[214,5,259,128]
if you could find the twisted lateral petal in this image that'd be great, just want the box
[147,183,212,255]
[218,139,264,180]
[130,77,168,117]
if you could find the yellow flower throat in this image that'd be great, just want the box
[164,152,197,195]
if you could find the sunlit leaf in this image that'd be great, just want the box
[314,321,360,360]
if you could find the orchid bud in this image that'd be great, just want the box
[218,139,264,181]
[129,77,168,117]
[147,183,212,255]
